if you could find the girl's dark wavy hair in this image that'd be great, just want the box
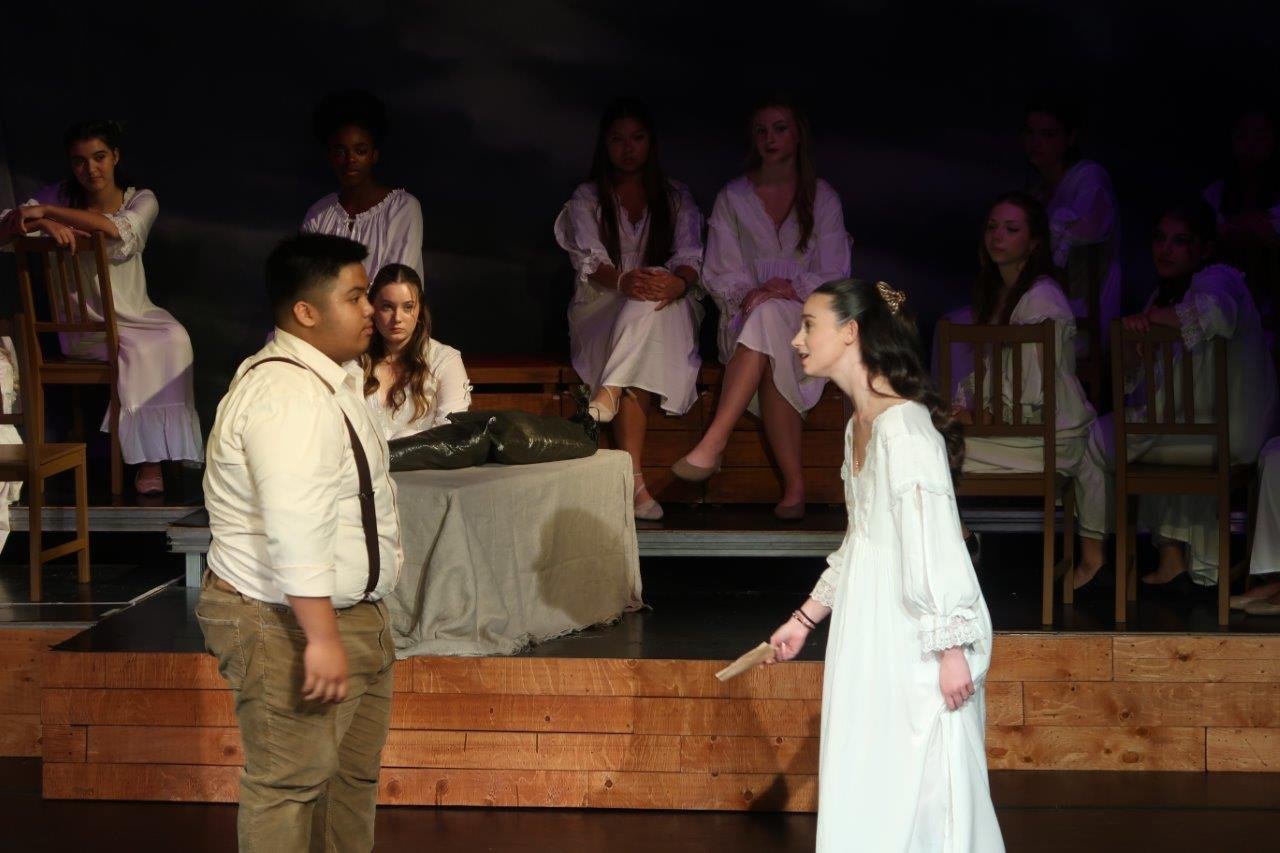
[814,278,965,477]
[586,98,675,268]
[61,120,130,209]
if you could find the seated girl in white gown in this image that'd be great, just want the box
[1,120,204,494]
[768,279,1003,853]
[362,264,470,441]
[950,192,1111,589]
[302,91,424,282]
[1103,202,1278,588]
[554,98,704,520]
[672,97,851,520]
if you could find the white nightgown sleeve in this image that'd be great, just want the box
[792,185,852,298]
[553,185,611,289]
[386,193,425,281]
[103,188,158,261]
[1174,264,1243,351]
[666,183,704,280]
[428,345,472,427]
[886,431,986,654]
[702,190,756,313]
[1049,163,1116,267]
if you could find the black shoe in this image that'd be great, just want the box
[964,531,982,567]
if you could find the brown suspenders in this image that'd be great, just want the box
[246,357,381,600]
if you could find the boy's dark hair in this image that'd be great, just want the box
[265,233,368,323]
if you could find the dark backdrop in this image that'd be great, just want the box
[3,1,1277,431]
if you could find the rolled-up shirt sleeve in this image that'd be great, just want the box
[241,392,344,597]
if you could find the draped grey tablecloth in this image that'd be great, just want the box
[387,450,642,657]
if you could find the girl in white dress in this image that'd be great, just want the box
[769,278,1003,853]
[2,120,204,494]
[1106,202,1279,587]
[951,193,1111,589]
[554,99,704,520]
[302,91,424,282]
[362,264,470,441]
[673,98,851,519]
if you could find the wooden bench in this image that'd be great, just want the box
[468,358,849,504]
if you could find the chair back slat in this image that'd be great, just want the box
[1182,342,1197,425]
[1111,319,1225,447]
[1161,342,1175,423]
[974,340,987,427]
[1011,340,1023,426]
[12,234,118,355]
[942,321,1055,442]
[1143,341,1157,425]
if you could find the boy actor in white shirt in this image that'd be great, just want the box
[198,233,403,852]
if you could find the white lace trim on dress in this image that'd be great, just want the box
[919,614,984,654]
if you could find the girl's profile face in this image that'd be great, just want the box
[793,293,852,379]
[1022,111,1073,170]
[68,137,119,194]
[327,124,379,189]
[1152,216,1209,280]
[373,282,420,347]
[605,117,650,176]
[752,106,799,167]
[983,201,1035,269]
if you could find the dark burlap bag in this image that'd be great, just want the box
[387,421,492,471]
[447,410,598,465]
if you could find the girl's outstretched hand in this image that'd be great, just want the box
[768,618,809,663]
[939,648,975,711]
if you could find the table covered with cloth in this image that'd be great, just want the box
[386,449,643,657]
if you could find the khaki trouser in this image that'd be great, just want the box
[196,572,395,853]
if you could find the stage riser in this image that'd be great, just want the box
[0,628,81,757]
[36,634,1280,808]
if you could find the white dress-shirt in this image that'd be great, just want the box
[204,328,403,607]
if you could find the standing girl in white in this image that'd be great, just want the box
[362,264,470,440]
[673,98,851,519]
[302,91,424,282]
[554,99,704,520]
[769,278,1003,852]
[2,120,203,494]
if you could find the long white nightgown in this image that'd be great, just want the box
[954,277,1111,538]
[703,175,851,416]
[302,187,424,282]
[18,185,203,465]
[1099,264,1279,583]
[0,337,21,551]
[364,337,471,441]
[554,180,704,415]
[809,401,1002,852]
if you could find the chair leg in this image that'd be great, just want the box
[1219,483,1231,628]
[1126,522,1139,602]
[75,460,90,585]
[1115,486,1127,624]
[1042,491,1055,626]
[1062,488,1077,606]
[28,477,42,603]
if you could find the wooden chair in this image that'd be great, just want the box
[1111,320,1250,627]
[939,319,1076,625]
[0,316,90,602]
[11,233,123,494]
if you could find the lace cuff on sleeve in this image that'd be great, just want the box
[104,209,140,261]
[1174,292,1218,351]
[919,613,984,654]
[810,574,837,608]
